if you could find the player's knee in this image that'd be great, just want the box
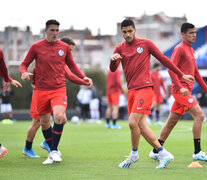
[129,120,136,130]
[54,113,65,123]
[196,113,205,122]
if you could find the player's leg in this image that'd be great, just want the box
[111,104,121,129]
[0,144,8,158]
[188,104,207,161]
[155,102,163,125]
[23,118,40,158]
[139,115,174,168]
[119,112,141,168]
[105,105,112,128]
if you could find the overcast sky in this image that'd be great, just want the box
[0,0,206,35]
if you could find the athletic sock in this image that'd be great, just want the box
[153,139,165,153]
[106,118,110,124]
[112,119,117,125]
[158,147,169,157]
[155,110,160,122]
[130,148,138,157]
[194,138,201,154]
[51,123,64,151]
[25,140,32,150]
[42,126,52,148]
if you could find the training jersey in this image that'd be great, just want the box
[110,38,184,91]
[151,71,167,96]
[168,40,207,93]
[20,39,86,90]
[0,49,12,82]
[106,68,124,95]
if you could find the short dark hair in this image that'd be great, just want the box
[60,37,75,46]
[181,23,195,33]
[153,63,161,69]
[45,19,60,29]
[121,19,135,29]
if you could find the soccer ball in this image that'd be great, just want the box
[71,116,79,124]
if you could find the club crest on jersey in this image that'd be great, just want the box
[58,49,64,56]
[188,98,194,103]
[137,47,143,54]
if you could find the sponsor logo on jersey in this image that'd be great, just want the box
[188,98,194,103]
[145,81,150,84]
[58,49,64,56]
[137,46,143,54]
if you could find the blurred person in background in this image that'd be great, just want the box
[0,85,15,121]
[149,63,167,125]
[105,68,125,129]
[77,86,93,120]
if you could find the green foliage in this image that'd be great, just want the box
[85,68,106,96]
[65,80,80,109]
[10,72,33,109]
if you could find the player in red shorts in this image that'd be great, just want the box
[105,68,124,129]
[20,20,92,164]
[23,37,90,158]
[150,23,207,162]
[110,19,194,169]
[150,63,167,125]
[0,49,22,159]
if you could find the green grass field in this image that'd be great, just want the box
[1,120,207,180]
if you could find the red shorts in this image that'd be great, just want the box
[30,90,39,120]
[35,87,67,115]
[171,92,197,115]
[153,94,163,103]
[128,87,153,115]
[107,92,120,105]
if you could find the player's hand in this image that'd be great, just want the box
[11,79,22,87]
[111,53,122,61]
[83,77,93,88]
[21,72,33,81]
[179,87,189,96]
[182,75,195,83]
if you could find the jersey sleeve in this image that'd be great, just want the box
[194,66,207,93]
[65,47,86,79]
[148,40,184,78]
[110,46,121,72]
[0,50,12,82]
[65,66,88,85]
[19,45,36,75]
[167,47,183,90]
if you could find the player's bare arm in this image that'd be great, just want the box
[83,77,93,88]
[111,53,122,61]
[181,75,195,83]
[21,72,33,81]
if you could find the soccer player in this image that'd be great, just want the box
[23,37,90,158]
[0,48,22,159]
[110,19,194,169]
[105,68,124,129]
[150,23,207,162]
[149,63,167,125]
[20,20,92,164]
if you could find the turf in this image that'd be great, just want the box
[1,120,207,180]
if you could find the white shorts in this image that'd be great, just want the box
[1,104,12,113]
